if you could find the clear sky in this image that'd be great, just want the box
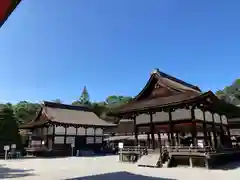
[0,0,240,104]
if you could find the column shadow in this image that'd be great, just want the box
[0,164,35,179]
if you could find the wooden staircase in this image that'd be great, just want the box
[136,149,163,168]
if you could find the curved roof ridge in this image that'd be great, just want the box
[153,68,201,92]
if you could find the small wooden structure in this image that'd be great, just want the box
[20,101,116,156]
[110,69,240,168]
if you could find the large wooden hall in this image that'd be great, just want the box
[20,101,115,156]
[110,68,240,168]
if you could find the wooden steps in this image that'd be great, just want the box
[136,153,161,168]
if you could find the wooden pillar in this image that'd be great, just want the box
[207,131,212,148]
[168,110,175,146]
[219,115,225,145]
[211,113,218,149]
[94,128,96,143]
[158,132,163,167]
[46,126,49,148]
[133,116,139,146]
[202,110,208,147]
[226,117,231,138]
[149,112,155,149]
[158,133,162,154]
[191,107,197,147]
[167,133,171,146]
[147,133,150,148]
[64,126,67,144]
[40,127,44,147]
[52,125,55,146]
[75,127,78,136]
[176,132,179,146]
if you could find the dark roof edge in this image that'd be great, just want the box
[42,101,93,112]
[116,91,214,115]
[156,69,201,92]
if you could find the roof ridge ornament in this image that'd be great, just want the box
[151,68,160,75]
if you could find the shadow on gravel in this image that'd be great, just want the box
[66,171,176,180]
[0,164,35,179]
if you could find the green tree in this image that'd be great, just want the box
[0,104,22,151]
[52,99,62,104]
[216,78,240,105]
[80,86,90,104]
[13,101,41,124]
[105,95,132,107]
[72,86,91,106]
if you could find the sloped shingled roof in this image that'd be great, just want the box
[20,101,116,129]
[0,0,21,28]
[109,69,205,115]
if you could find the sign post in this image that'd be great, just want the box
[118,142,124,161]
[4,145,10,160]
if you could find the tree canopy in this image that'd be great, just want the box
[216,78,240,105]
[0,104,22,150]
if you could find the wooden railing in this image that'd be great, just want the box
[167,146,214,153]
[120,146,148,155]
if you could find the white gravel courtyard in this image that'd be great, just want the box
[0,155,240,180]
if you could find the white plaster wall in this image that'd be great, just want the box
[86,127,95,135]
[54,136,64,144]
[55,126,65,135]
[222,115,228,124]
[152,112,169,122]
[86,137,94,144]
[136,114,150,124]
[95,128,103,136]
[48,126,53,135]
[197,132,204,136]
[205,111,213,122]
[77,127,85,135]
[66,127,76,135]
[31,140,41,146]
[66,137,75,144]
[172,109,191,121]
[95,137,102,144]
[214,113,221,123]
[42,127,48,135]
[194,108,204,120]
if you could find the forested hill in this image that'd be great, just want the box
[1,86,132,125]
[216,79,240,105]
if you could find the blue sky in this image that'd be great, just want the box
[0,0,240,104]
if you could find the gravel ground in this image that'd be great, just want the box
[0,156,240,180]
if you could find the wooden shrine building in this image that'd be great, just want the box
[20,101,116,156]
[110,69,240,168]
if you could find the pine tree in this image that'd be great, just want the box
[0,104,22,151]
[79,86,90,105]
